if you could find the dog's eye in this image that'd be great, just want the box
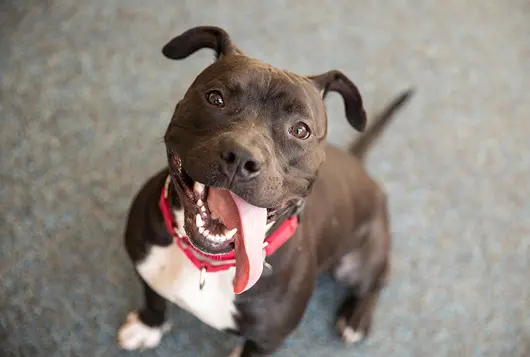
[289,122,311,140]
[206,90,225,107]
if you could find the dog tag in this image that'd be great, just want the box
[262,260,273,277]
[199,267,206,290]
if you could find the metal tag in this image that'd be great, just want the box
[199,267,206,290]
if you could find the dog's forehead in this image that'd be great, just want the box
[197,57,326,127]
[202,57,321,103]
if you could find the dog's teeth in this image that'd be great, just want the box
[198,227,205,234]
[197,199,203,207]
[224,228,238,239]
[202,233,233,243]
[195,214,204,227]
[213,234,228,243]
[203,229,210,236]
[194,182,205,195]
[201,206,207,213]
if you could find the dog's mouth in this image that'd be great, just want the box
[168,153,290,294]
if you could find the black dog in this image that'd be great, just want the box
[118,26,413,356]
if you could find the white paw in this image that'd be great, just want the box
[118,312,170,350]
[336,317,364,344]
[227,346,242,357]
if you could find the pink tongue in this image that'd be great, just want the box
[207,187,268,294]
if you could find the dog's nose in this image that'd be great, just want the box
[220,146,262,180]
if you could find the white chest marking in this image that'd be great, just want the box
[136,243,238,331]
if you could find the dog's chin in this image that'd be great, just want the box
[167,153,291,256]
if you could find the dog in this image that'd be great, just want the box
[117,26,413,356]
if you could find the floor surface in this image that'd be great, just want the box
[1,1,529,356]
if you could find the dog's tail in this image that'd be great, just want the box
[350,88,415,159]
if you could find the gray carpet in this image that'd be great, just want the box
[1,0,529,356]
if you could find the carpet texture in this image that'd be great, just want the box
[1,0,529,356]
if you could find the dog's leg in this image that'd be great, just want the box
[335,281,385,344]
[118,280,170,350]
[333,208,390,344]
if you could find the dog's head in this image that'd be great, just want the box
[162,26,366,293]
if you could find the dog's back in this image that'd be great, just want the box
[297,90,413,342]
[350,89,415,159]
[305,89,414,265]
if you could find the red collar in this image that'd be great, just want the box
[159,176,300,273]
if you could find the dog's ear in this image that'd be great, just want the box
[162,26,242,61]
[309,70,367,132]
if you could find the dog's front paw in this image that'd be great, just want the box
[336,317,365,344]
[118,311,170,350]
